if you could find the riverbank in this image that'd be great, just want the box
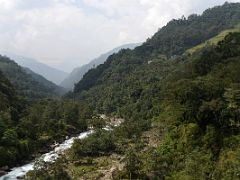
[1,115,124,179]
[0,130,93,180]
[0,128,87,177]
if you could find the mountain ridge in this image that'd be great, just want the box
[74,2,240,95]
[60,43,141,90]
[1,2,240,179]
[0,55,64,99]
[2,53,68,85]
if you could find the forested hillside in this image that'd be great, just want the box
[23,67,65,95]
[73,2,240,112]
[3,53,69,85]
[50,2,240,179]
[144,2,240,56]
[29,33,240,179]
[0,56,83,170]
[0,70,16,110]
[1,2,240,180]
[60,30,240,180]
[60,43,140,90]
[0,55,64,100]
[0,68,92,169]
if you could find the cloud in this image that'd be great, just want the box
[0,0,239,72]
[0,0,20,10]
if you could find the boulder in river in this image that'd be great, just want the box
[0,170,7,176]
[0,166,9,171]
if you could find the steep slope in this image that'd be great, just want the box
[187,25,240,54]
[66,3,240,178]
[60,43,141,90]
[143,2,240,57]
[3,53,68,85]
[74,2,240,96]
[0,55,63,99]
[21,3,240,179]
[29,31,240,180]
[23,67,66,95]
[0,70,16,111]
[0,67,91,169]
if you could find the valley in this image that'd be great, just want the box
[0,2,240,180]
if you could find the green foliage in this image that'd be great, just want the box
[187,27,240,54]
[74,3,240,96]
[1,129,18,146]
[26,157,71,180]
[0,70,16,110]
[146,2,240,57]
[70,20,240,179]
[193,32,240,75]
[124,148,143,179]
[0,55,61,100]
[0,99,92,167]
[71,130,116,158]
[2,3,240,179]
[89,116,106,129]
[144,33,240,179]
[213,136,240,179]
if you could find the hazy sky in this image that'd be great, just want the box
[0,0,239,72]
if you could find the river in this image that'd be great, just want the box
[0,130,94,180]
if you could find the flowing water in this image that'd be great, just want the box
[0,130,93,180]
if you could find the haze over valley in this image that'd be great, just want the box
[0,1,240,179]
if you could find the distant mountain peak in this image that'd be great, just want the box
[0,55,66,99]
[60,43,141,90]
[1,52,69,85]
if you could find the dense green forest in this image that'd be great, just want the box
[0,55,64,100]
[25,2,240,180]
[61,43,140,90]
[1,2,240,180]
[0,56,75,168]
[37,31,240,180]
[0,70,16,111]
[0,94,92,167]
[0,57,91,168]
[74,2,240,95]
